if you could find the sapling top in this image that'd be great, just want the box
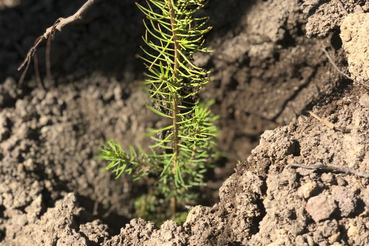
[100,0,217,199]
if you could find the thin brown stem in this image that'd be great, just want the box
[46,33,52,82]
[18,36,43,87]
[168,0,180,175]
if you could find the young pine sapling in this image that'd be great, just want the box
[100,0,217,221]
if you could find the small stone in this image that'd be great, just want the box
[295,235,305,245]
[319,219,338,237]
[329,232,341,244]
[17,164,24,173]
[347,224,359,238]
[306,235,314,246]
[0,113,11,141]
[359,93,369,108]
[321,173,334,184]
[331,186,357,217]
[3,192,14,209]
[24,159,34,169]
[0,125,10,142]
[15,100,29,118]
[305,194,337,222]
[336,177,347,186]
[44,180,52,190]
[25,195,42,223]
[298,181,318,199]
[39,116,50,126]
[17,124,29,139]
[17,164,26,179]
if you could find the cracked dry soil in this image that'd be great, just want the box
[1,0,369,245]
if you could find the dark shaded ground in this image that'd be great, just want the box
[1,0,369,245]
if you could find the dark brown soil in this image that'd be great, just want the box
[1,0,369,245]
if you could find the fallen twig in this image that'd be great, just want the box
[321,46,353,81]
[18,0,99,87]
[309,111,335,129]
[288,163,369,179]
[309,111,350,133]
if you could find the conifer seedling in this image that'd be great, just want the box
[100,0,217,222]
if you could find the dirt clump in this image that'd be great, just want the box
[303,0,367,38]
[340,13,369,82]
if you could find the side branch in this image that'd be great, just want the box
[17,0,99,86]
